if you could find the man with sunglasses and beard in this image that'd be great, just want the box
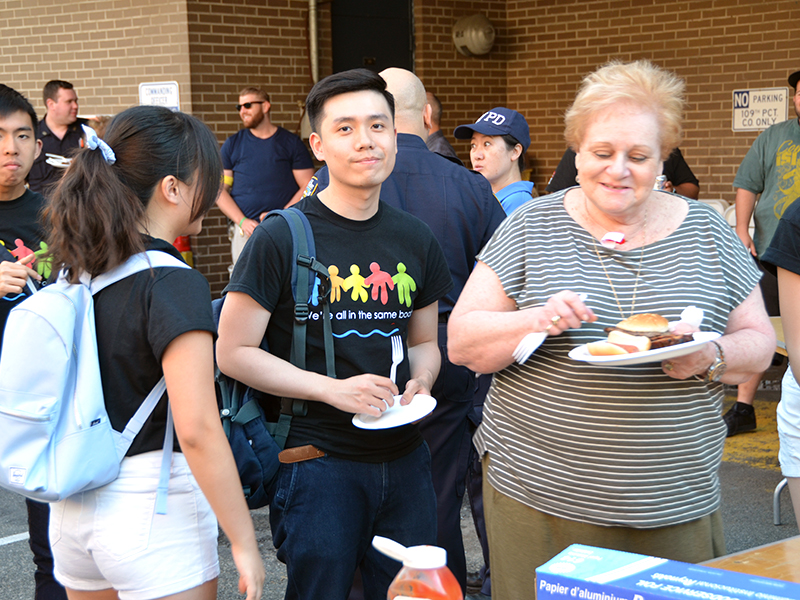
[217,86,315,264]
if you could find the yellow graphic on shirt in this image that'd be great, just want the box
[774,140,800,218]
[328,264,344,302]
[327,261,418,307]
[342,265,368,302]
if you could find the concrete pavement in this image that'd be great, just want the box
[1,392,796,599]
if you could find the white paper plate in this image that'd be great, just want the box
[568,331,721,366]
[352,394,437,430]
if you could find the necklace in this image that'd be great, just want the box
[590,208,647,320]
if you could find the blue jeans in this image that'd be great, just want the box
[270,441,437,600]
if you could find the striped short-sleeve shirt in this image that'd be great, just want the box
[474,189,761,528]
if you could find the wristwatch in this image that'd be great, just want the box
[705,341,726,382]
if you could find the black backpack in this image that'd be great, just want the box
[214,207,335,509]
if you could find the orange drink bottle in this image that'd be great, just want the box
[373,536,463,600]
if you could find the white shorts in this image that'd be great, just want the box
[778,367,800,478]
[50,451,220,600]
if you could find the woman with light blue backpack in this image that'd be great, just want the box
[42,105,264,600]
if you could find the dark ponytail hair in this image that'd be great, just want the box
[45,105,222,281]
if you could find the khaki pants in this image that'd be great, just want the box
[481,454,726,600]
[229,223,249,269]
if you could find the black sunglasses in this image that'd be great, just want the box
[236,101,265,111]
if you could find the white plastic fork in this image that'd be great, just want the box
[512,293,589,364]
[512,331,547,364]
[389,334,403,384]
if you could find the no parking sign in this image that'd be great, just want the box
[732,87,789,131]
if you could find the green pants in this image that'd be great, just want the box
[482,454,726,600]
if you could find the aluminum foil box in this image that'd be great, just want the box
[536,544,800,600]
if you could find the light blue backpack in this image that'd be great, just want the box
[0,250,188,513]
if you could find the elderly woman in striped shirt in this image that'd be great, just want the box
[448,60,775,599]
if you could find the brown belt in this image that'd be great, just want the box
[278,444,326,464]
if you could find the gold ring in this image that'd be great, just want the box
[551,315,562,325]
[664,362,674,372]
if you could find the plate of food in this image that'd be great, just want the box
[352,394,437,430]
[568,313,721,366]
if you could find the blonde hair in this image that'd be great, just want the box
[564,60,685,157]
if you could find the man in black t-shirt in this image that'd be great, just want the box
[218,70,453,599]
[303,68,504,595]
[0,85,46,370]
[0,84,66,600]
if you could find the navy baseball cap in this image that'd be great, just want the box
[454,107,531,152]
[789,70,800,89]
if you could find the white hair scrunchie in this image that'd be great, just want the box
[81,124,116,164]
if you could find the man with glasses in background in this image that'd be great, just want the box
[217,86,315,264]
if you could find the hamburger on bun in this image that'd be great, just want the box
[604,312,693,349]
[616,313,669,334]
[587,313,694,356]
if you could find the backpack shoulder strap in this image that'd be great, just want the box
[265,208,336,419]
[91,250,189,295]
[267,209,335,379]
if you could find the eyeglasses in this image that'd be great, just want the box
[236,101,265,111]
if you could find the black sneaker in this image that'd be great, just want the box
[466,571,483,595]
[723,402,756,437]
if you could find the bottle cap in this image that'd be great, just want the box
[402,545,447,569]
[372,535,448,569]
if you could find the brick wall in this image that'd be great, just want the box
[0,0,192,117]
[414,0,509,166]
[186,0,332,295]
[190,0,509,295]
[508,0,800,201]
[3,0,797,295]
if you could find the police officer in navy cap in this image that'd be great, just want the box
[455,107,537,214]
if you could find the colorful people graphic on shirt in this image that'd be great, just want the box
[392,262,417,308]
[310,276,321,307]
[342,264,368,302]
[10,239,35,263]
[328,264,344,302]
[33,242,51,279]
[326,260,418,308]
[364,262,395,305]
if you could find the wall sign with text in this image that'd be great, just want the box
[138,82,180,112]
[732,88,789,131]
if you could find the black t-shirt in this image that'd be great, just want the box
[28,117,87,196]
[94,238,216,456]
[763,197,800,277]
[225,195,453,462]
[545,147,699,193]
[0,188,47,349]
